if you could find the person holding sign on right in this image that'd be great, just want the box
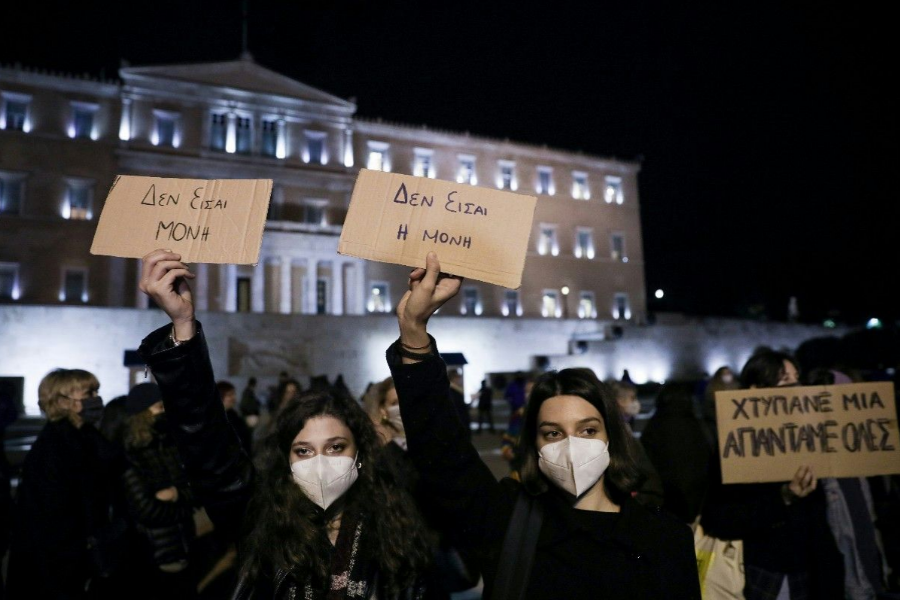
[701,350,844,600]
[385,252,700,600]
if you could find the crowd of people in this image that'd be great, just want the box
[0,247,898,600]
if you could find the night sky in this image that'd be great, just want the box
[2,1,895,325]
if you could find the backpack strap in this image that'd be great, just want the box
[490,490,544,600]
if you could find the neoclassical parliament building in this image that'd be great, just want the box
[0,57,646,324]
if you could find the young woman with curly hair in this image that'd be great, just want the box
[137,249,434,599]
[383,252,701,600]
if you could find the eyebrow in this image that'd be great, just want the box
[538,417,602,428]
[292,436,349,447]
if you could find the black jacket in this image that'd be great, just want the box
[386,339,701,600]
[138,323,427,600]
[6,419,115,599]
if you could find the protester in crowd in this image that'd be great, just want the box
[363,376,480,598]
[239,377,261,429]
[701,350,844,599]
[271,377,302,415]
[0,390,17,600]
[386,252,700,599]
[6,368,118,599]
[608,379,641,434]
[699,365,740,453]
[639,382,710,523]
[218,380,252,455]
[474,379,495,434]
[448,369,472,441]
[137,249,435,599]
[122,382,198,598]
[500,372,528,476]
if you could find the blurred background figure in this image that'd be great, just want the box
[640,382,710,523]
[473,379,495,434]
[217,381,252,456]
[122,382,198,599]
[6,368,118,599]
[239,377,261,429]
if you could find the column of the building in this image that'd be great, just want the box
[195,263,209,310]
[118,98,132,141]
[280,256,292,314]
[343,128,354,167]
[222,264,237,312]
[252,261,265,313]
[276,119,287,159]
[331,260,344,315]
[107,257,125,306]
[135,259,148,308]
[226,112,237,154]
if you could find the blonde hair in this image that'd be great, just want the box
[38,368,99,427]
[125,409,157,450]
[362,376,395,422]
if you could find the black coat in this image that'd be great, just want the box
[386,339,701,600]
[6,419,115,599]
[138,323,428,600]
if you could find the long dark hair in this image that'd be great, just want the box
[241,389,432,592]
[516,368,641,504]
[740,350,798,388]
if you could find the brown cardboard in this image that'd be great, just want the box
[338,169,537,288]
[90,176,272,264]
[715,382,900,483]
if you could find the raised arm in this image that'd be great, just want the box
[387,253,514,557]
[136,250,252,542]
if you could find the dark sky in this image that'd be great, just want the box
[2,1,896,325]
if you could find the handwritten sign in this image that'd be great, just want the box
[90,176,272,264]
[716,382,900,483]
[338,169,536,288]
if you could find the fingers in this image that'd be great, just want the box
[423,251,440,288]
[159,268,195,290]
[140,250,182,291]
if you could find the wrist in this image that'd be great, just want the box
[171,318,196,344]
[399,320,429,347]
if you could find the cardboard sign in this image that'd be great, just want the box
[90,176,272,264]
[338,169,536,288]
[715,382,900,483]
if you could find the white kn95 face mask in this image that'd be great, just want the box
[290,453,359,510]
[538,436,610,497]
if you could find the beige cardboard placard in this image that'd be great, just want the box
[715,382,900,484]
[338,169,537,288]
[90,176,272,264]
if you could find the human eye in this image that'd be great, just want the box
[581,427,598,437]
[541,429,561,440]
[294,446,314,458]
[327,443,346,454]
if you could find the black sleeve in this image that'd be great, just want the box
[138,322,253,542]
[386,338,512,561]
[122,466,187,528]
[667,521,702,599]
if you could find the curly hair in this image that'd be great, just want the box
[240,389,433,593]
[516,368,641,504]
[37,368,99,428]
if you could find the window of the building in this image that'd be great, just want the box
[614,293,631,320]
[70,103,98,140]
[542,290,561,318]
[578,291,597,319]
[210,113,227,151]
[610,232,626,262]
[236,277,251,312]
[316,279,328,314]
[538,225,559,256]
[572,171,590,200]
[537,166,554,195]
[575,228,594,259]
[461,287,481,316]
[502,289,521,317]
[65,182,93,220]
[414,148,436,178]
[305,130,327,164]
[0,174,24,216]
[498,161,516,190]
[605,176,623,204]
[367,141,390,171]
[1,93,30,131]
[367,282,390,313]
[302,201,327,226]
[61,268,88,303]
[236,116,252,154]
[261,120,278,157]
[0,263,20,300]
[153,110,179,147]
[457,155,477,185]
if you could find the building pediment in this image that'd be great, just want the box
[120,57,355,112]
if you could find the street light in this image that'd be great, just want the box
[561,286,570,319]
[655,289,664,299]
